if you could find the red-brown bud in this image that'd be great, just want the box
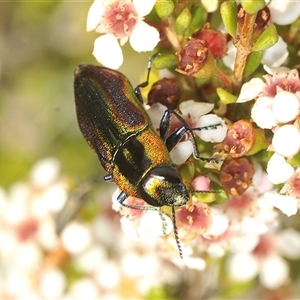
[148,78,181,110]
[176,38,209,76]
[221,119,255,157]
[192,26,228,58]
[220,157,254,196]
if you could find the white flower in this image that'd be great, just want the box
[87,0,160,69]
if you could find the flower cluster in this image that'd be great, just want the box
[81,0,300,296]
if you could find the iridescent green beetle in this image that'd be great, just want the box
[74,54,221,256]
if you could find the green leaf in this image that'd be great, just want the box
[253,24,279,52]
[153,54,178,69]
[175,7,192,35]
[217,87,238,104]
[243,51,263,77]
[189,4,207,34]
[220,1,237,37]
[240,0,266,14]
[155,0,174,19]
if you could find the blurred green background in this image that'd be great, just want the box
[0,1,151,188]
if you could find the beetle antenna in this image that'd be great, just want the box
[172,206,183,259]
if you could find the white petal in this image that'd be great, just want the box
[262,36,288,68]
[170,140,194,165]
[227,252,259,281]
[222,41,236,70]
[86,0,105,31]
[133,0,156,16]
[120,216,140,242]
[93,34,123,69]
[251,96,277,129]
[208,210,229,236]
[30,157,60,188]
[147,103,167,132]
[129,21,160,52]
[179,100,214,119]
[269,0,300,25]
[241,217,268,235]
[201,0,219,12]
[61,222,92,254]
[266,153,294,184]
[237,78,265,103]
[195,114,227,142]
[264,192,298,216]
[260,255,288,289]
[40,268,66,299]
[272,91,300,123]
[229,235,260,253]
[277,228,300,259]
[181,256,206,270]
[272,124,300,157]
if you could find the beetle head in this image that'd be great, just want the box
[139,166,189,207]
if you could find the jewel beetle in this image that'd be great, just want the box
[74,54,221,256]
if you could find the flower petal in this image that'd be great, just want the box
[236,78,265,103]
[195,114,227,142]
[260,255,289,289]
[129,21,160,52]
[93,34,123,69]
[272,124,300,158]
[179,100,214,119]
[262,37,288,68]
[86,0,105,31]
[277,228,300,259]
[251,96,277,129]
[266,153,294,184]
[269,0,300,25]
[170,140,194,165]
[133,0,156,16]
[264,192,298,216]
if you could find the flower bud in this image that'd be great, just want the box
[220,120,256,157]
[176,38,217,78]
[220,158,254,195]
[192,26,228,58]
[148,78,181,110]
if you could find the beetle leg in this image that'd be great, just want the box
[104,174,114,182]
[161,110,222,163]
[134,53,161,104]
[117,191,160,211]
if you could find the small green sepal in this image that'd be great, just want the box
[155,0,174,19]
[220,1,237,37]
[252,25,279,52]
[217,87,238,104]
[246,128,268,156]
[240,0,266,14]
[175,7,192,35]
